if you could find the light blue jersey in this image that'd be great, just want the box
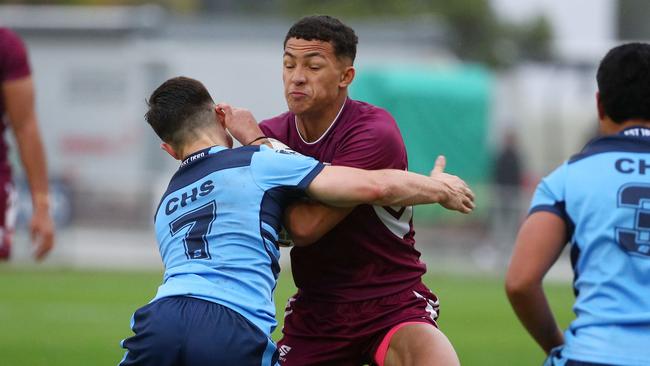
[530,126,650,365]
[152,144,324,336]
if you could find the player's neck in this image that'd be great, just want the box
[296,94,347,142]
[601,118,650,135]
[178,135,230,161]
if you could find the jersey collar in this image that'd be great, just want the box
[294,97,348,145]
[180,145,227,168]
[569,126,650,164]
[618,125,650,138]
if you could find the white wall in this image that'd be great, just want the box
[491,0,618,62]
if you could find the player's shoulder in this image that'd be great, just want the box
[259,111,294,141]
[540,160,569,185]
[0,28,20,42]
[348,99,396,125]
[259,111,293,131]
[249,142,321,190]
[0,27,31,82]
[0,28,27,54]
[342,99,402,143]
[568,132,650,165]
[250,142,318,174]
[252,141,304,160]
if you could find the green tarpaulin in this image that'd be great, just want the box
[351,64,493,221]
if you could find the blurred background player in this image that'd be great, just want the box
[0,27,54,260]
[505,43,650,366]
[120,76,474,365]
[490,129,525,262]
[227,15,465,366]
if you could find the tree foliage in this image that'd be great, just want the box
[280,0,553,67]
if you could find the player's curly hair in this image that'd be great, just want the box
[597,42,650,124]
[284,15,358,63]
[145,77,215,147]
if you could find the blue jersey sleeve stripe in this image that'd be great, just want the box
[258,187,301,235]
[296,162,325,190]
[260,233,280,279]
[529,204,565,217]
[261,229,277,248]
[260,222,278,240]
[529,202,575,239]
[569,242,581,297]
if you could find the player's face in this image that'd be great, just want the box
[283,38,350,116]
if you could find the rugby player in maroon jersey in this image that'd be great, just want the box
[226,16,469,366]
[0,28,53,260]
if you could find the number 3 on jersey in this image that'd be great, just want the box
[169,201,217,260]
[617,184,650,257]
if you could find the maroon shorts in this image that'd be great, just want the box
[277,282,440,366]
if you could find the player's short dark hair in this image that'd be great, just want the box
[597,42,650,124]
[145,76,215,147]
[284,15,358,63]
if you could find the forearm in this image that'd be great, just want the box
[284,200,353,246]
[506,283,564,354]
[13,118,49,209]
[373,169,447,207]
[3,78,50,210]
[307,165,473,214]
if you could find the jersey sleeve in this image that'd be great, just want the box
[259,121,277,139]
[529,162,574,230]
[0,29,31,83]
[250,145,325,192]
[331,112,406,170]
[259,114,290,142]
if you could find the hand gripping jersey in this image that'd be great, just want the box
[530,126,650,365]
[152,145,323,336]
[260,98,427,302]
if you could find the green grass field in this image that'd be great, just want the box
[0,266,574,365]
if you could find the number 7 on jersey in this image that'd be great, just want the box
[169,201,217,260]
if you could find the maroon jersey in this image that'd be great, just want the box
[260,98,427,302]
[0,28,31,178]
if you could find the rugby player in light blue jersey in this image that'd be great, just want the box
[506,43,650,366]
[118,76,475,366]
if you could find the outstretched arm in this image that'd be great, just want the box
[505,212,567,354]
[3,77,54,260]
[306,157,474,210]
[287,156,474,246]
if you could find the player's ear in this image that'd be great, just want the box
[161,142,180,160]
[215,106,225,122]
[214,106,227,129]
[339,65,355,88]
